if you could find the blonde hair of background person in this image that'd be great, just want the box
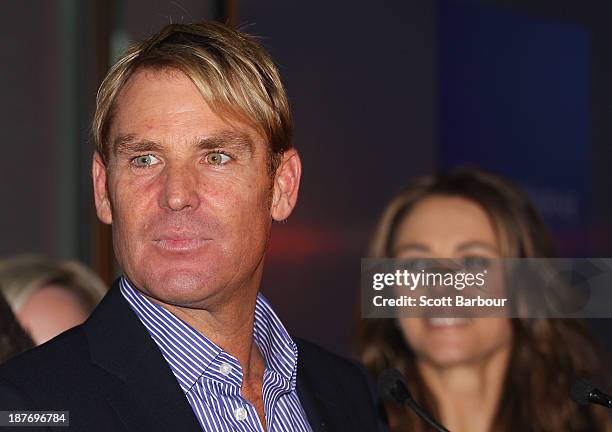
[0,255,106,345]
[356,168,611,432]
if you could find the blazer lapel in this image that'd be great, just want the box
[296,344,358,432]
[297,370,329,432]
[84,282,202,432]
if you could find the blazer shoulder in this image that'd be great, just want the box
[1,325,89,375]
[294,336,368,381]
[294,337,388,432]
[0,325,93,402]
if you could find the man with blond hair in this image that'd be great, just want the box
[0,22,385,432]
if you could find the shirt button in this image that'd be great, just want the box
[234,407,247,421]
[219,362,232,376]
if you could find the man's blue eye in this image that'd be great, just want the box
[205,152,231,165]
[132,154,160,167]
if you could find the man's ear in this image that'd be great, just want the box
[92,152,113,225]
[271,148,301,221]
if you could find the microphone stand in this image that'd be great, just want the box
[379,369,452,432]
[403,398,450,432]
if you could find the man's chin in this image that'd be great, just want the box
[133,266,222,308]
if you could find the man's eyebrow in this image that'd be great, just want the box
[196,132,254,153]
[114,134,164,155]
[112,131,255,156]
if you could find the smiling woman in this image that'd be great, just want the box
[356,168,611,432]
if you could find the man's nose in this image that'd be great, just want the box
[159,163,200,211]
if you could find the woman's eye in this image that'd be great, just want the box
[402,258,430,271]
[132,154,160,167]
[461,256,492,271]
[205,152,231,166]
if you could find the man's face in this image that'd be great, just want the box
[92,68,300,308]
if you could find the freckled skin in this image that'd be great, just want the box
[91,68,301,429]
[92,68,297,313]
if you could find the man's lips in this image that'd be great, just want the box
[152,235,211,252]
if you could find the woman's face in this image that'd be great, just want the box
[393,195,512,368]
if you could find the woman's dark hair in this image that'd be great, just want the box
[356,168,610,431]
[0,292,33,363]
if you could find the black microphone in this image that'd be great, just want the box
[378,368,451,432]
[571,379,612,409]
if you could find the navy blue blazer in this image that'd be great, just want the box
[0,281,387,431]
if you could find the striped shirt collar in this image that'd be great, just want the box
[119,277,298,394]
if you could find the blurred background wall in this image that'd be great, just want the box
[2,0,611,356]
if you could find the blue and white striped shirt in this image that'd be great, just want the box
[120,277,312,432]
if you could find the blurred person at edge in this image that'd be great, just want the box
[0,292,33,363]
[0,21,386,432]
[0,255,106,345]
[356,168,611,432]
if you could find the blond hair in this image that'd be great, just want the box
[92,21,292,174]
[0,255,106,314]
